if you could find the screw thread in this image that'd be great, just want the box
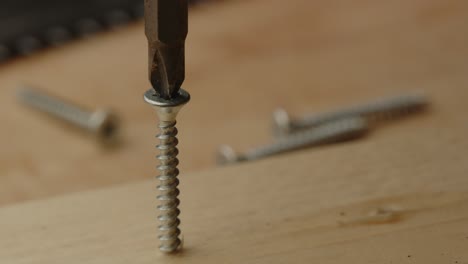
[155,120,182,253]
[295,94,427,130]
[245,117,368,161]
[17,87,91,128]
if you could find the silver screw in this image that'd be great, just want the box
[17,87,120,141]
[144,88,190,253]
[272,93,428,137]
[217,117,368,165]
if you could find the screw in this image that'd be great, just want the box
[217,117,368,165]
[272,93,428,137]
[17,86,120,142]
[144,88,190,253]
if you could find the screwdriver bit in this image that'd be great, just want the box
[144,0,188,99]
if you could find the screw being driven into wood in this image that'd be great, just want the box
[17,86,120,142]
[217,117,368,165]
[272,93,428,137]
[144,88,190,253]
[143,0,189,254]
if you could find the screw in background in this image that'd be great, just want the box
[217,117,368,165]
[144,88,190,253]
[17,86,120,142]
[272,93,428,137]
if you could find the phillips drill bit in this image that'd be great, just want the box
[143,0,190,254]
[144,0,188,99]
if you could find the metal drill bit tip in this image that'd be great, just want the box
[145,0,188,99]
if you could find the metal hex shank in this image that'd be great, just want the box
[144,0,188,100]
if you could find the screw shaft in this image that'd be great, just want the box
[249,117,366,160]
[273,93,428,137]
[17,87,119,141]
[155,119,182,252]
[18,87,95,130]
[297,94,426,128]
[144,88,190,254]
[218,117,368,165]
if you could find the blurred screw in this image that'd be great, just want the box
[17,86,120,142]
[272,93,428,137]
[217,117,368,165]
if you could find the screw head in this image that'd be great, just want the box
[216,145,239,165]
[144,88,190,122]
[88,109,120,141]
[272,108,292,137]
[144,88,190,107]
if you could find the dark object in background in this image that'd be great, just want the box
[0,0,203,63]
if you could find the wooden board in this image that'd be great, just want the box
[1,116,467,262]
[1,0,468,260]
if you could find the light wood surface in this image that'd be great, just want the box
[1,111,467,262]
[1,0,468,261]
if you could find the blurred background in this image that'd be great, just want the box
[0,0,467,206]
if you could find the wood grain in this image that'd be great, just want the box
[1,1,468,260]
